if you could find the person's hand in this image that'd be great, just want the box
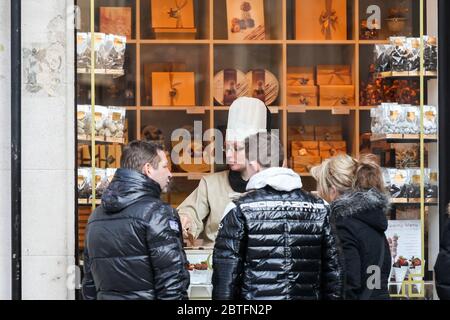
[179,213,193,239]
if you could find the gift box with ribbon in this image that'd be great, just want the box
[151,0,197,39]
[319,141,347,159]
[317,65,352,85]
[287,67,315,86]
[292,141,320,157]
[288,126,315,141]
[295,0,347,41]
[151,72,196,106]
[287,86,318,106]
[319,85,355,106]
[315,126,343,141]
[292,156,322,173]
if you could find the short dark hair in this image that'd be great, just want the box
[120,140,164,172]
[244,132,284,168]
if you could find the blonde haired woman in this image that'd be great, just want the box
[311,154,391,300]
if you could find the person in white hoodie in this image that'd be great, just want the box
[212,132,344,300]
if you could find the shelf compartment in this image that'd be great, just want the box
[140,44,210,107]
[286,0,356,41]
[358,0,421,40]
[140,0,210,40]
[214,0,283,40]
[213,44,283,106]
[370,134,438,143]
[77,0,137,40]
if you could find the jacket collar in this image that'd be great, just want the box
[246,167,302,192]
[101,168,162,213]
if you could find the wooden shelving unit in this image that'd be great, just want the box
[75,0,436,197]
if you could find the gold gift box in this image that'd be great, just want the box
[317,65,352,86]
[319,85,355,107]
[151,72,196,106]
[315,126,343,141]
[295,0,348,41]
[319,141,347,159]
[292,156,322,173]
[292,141,320,157]
[287,86,318,106]
[288,126,315,141]
[287,67,315,86]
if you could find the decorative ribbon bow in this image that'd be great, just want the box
[319,0,339,40]
[289,92,316,106]
[321,68,349,85]
[324,94,353,106]
[168,71,181,105]
[168,0,188,28]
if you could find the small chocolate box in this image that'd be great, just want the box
[292,156,322,173]
[315,126,343,141]
[319,85,355,107]
[291,141,320,157]
[151,72,196,106]
[287,86,318,106]
[317,65,352,85]
[319,141,347,159]
[287,67,315,86]
[288,125,315,141]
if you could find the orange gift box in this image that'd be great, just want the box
[151,0,195,29]
[295,0,347,41]
[319,141,347,158]
[292,156,322,173]
[315,126,343,141]
[287,86,318,106]
[319,85,355,106]
[317,65,352,85]
[287,67,315,86]
[288,126,315,141]
[292,141,320,157]
[151,72,196,106]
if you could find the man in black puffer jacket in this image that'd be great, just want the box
[82,141,190,300]
[212,133,344,300]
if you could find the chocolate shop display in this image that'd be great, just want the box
[370,103,438,136]
[77,105,126,141]
[76,32,126,71]
[373,36,438,75]
[383,168,438,201]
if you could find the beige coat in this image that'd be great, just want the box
[177,170,241,247]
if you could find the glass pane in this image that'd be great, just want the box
[74,0,441,300]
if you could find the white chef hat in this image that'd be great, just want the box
[225,97,268,142]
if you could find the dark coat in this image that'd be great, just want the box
[331,189,391,300]
[81,169,190,300]
[212,168,345,300]
[435,218,450,300]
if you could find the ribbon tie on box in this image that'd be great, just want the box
[168,0,188,28]
[287,76,311,86]
[168,72,181,105]
[289,91,316,106]
[324,94,353,106]
[319,0,339,40]
[321,68,349,85]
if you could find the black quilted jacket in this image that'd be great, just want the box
[81,169,190,300]
[212,168,345,300]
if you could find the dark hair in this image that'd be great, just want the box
[120,140,164,172]
[244,132,284,168]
